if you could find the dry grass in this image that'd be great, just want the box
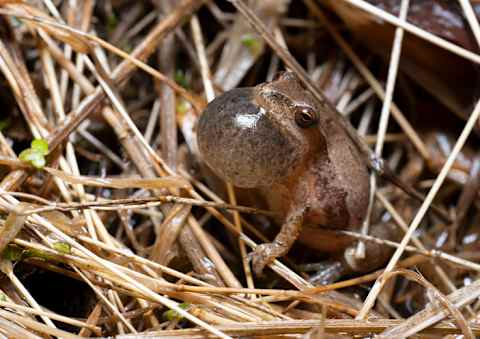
[0,0,479,337]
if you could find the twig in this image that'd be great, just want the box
[357,95,480,319]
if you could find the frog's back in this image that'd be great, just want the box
[306,117,370,230]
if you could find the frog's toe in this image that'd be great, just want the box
[305,261,345,285]
[249,243,277,276]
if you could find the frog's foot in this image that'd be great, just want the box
[340,222,399,274]
[249,207,306,276]
[304,260,346,285]
[248,243,283,276]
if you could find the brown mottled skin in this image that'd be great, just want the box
[198,72,386,276]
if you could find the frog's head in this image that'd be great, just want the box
[256,71,320,129]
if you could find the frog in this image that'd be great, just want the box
[197,71,396,278]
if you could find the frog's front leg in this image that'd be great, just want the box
[250,206,307,275]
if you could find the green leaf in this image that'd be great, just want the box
[52,242,71,254]
[176,100,190,114]
[10,16,22,28]
[31,139,49,155]
[3,245,24,261]
[241,34,262,56]
[107,12,118,33]
[24,248,51,261]
[174,70,189,89]
[18,148,32,162]
[19,149,46,169]
[0,293,6,302]
[18,139,48,169]
[163,303,190,321]
[19,149,36,163]
[31,155,46,169]
[0,118,10,131]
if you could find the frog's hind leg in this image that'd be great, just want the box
[249,206,306,276]
[305,260,346,285]
[343,221,399,274]
[302,222,399,285]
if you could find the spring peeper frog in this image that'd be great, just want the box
[198,71,389,277]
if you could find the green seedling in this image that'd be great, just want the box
[18,138,49,169]
[3,245,24,261]
[241,33,262,56]
[0,118,10,131]
[3,244,53,262]
[52,242,71,255]
[107,12,118,33]
[174,70,189,89]
[176,100,190,114]
[163,302,190,321]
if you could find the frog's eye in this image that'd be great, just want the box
[294,106,318,128]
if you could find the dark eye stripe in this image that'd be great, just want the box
[261,88,293,106]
